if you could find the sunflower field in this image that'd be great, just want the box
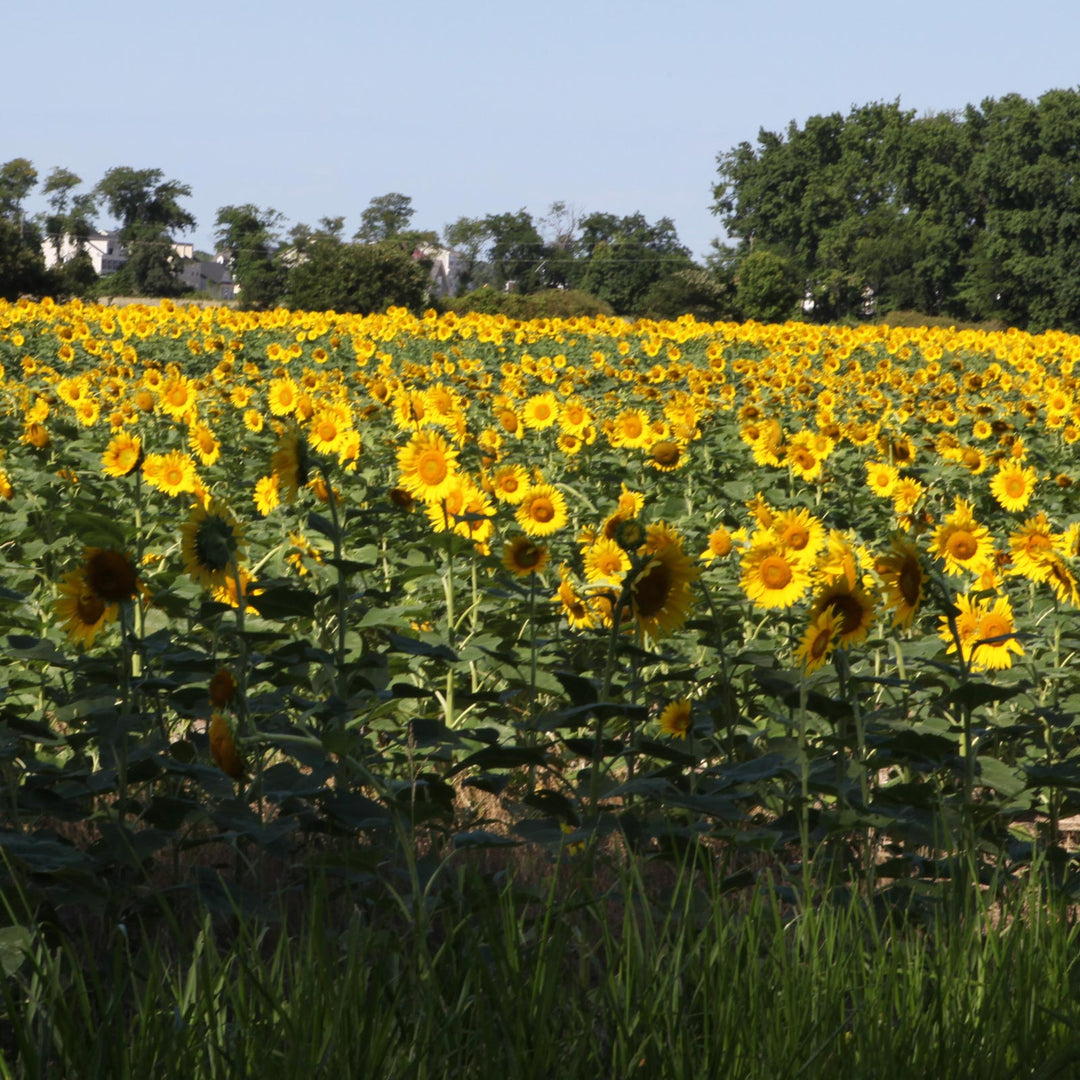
[3,296,1080,909]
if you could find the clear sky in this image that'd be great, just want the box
[6,0,1080,261]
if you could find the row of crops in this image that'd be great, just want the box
[3,297,1080,906]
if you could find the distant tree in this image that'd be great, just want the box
[215,204,288,309]
[354,193,415,243]
[286,237,430,313]
[0,158,47,298]
[95,167,195,295]
[442,216,493,293]
[484,209,546,292]
[735,248,803,322]
[40,167,97,274]
[570,211,692,314]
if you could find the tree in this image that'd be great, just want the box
[442,216,493,293]
[41,167,97,267]
[484,210,546,292]
[570,211,693,314]
[735,249,803,322]
[0,158,47,299]
[354,193,415,243]
[215,204,288,309]
[286,237,431,313]
[95,167,195,295]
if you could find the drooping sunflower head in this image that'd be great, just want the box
[630,544,699,641]
[180,499,246,590]
[83,548,138,603]
[795,605,842,673]
[272,427,313,503]
[875,534,925,629]
[54,566,115,649]
[810,579,877,649]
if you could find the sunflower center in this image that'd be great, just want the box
[86,551,137,602]
[947,530,977,560]
[980,615,1010,641]
[1004,475,1027,498]
[898,558,922,607]
[832,595,863,635]
[760,556,793,590]
[516,543,542,569]
[76,592,106,625]
[810,626,833,660]
[782,526,809,550]
[417,453,448,486]
[651,441,680,466]
[633,560,673,617]
[530,498,554,523]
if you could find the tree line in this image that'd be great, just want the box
[0,166,725,318]
[713,88,1080,331]
[6,88,1080,327]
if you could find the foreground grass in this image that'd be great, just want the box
[3,843,1080,1080]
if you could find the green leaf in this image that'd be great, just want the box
[975,756,1027,799]
[0,925,32,978]
[250,585,318,620]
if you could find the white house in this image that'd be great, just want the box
[413,244,466,298]
[42,232,196,276]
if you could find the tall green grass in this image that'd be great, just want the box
[3,843,1080,1079]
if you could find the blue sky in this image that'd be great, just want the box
[6,0,1080,260]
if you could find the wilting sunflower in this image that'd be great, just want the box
[932,498,993,578]
[209,712,244,779]
[989,462,1038,513]
[396,430,459,504]
[102,432,142,478]
[180,498,246,590]
[740,535,812,610]
[875,535,925,629]
[502,535,549,577]
[794,605,842,674]
[809,579,877,649]
[646,440,685,472]
[272,428,313,503]
[83,548,138,603]
[515,483,569,537]
[630,543,698,641]
[658,699,692,739]
[54,565,115,649]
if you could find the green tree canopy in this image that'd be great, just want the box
[215,204,288,309]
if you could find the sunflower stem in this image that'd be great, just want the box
[442,527,456,728]
[321,466,348,695]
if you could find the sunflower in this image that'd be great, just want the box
[610,409,652,449]
[267,376,300,417]
[630,543,698,641]
[865,461,899,498]
[308,403,352,457]
[158,375,197,420]
[83,548,138,603]
[522,392,560,430]
[970,596,1024,672]
[209,668,237,708]
[809,579,876,649]
[180,498,246,590]
[515,483,569,537]
[875,535,924,629]
[102,432,142,478]
[209,712,245,779]
[772,508,825,567]
[490,464,530,505]
[1008,513,1056,582]
[647,440,686,472]
[54,565,115,649]
[188,423,221,467]
[740,535,812,610]
[658,699,692,739]
[396,430,460,504]
[584,537,631,585]
[794,605,842,674]
[938,592,982,664]
[989,462,1037,513]
[272,428,313,503]
[1042,554,1080,607]
[142,451,198,497]
[554,566,596,630]
[502,535,549,577]
[700,525,733,564]
[932,498,993,577]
